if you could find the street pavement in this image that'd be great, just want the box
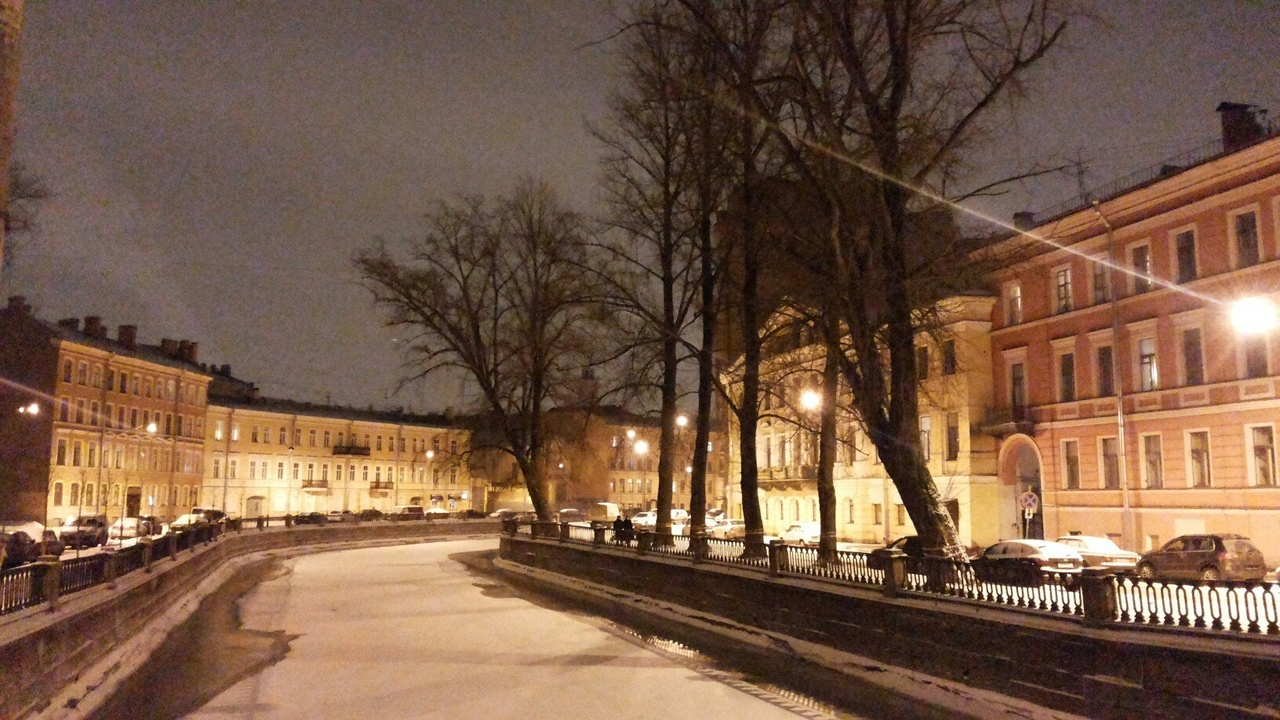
[184,539,837,720]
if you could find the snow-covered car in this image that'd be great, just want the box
[425,507,452,517]
[326,510,355,523]
[973,539,1083,585]
[781,522,822,546]
[169,513,209,531]
[59,515,109,548]
[1054,535,1140,570]
[710,518,746,540]
[108,517,148,542]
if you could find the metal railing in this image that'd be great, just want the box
[59,555,107,595]
[506,522,1280,637]
[0,563,47,615]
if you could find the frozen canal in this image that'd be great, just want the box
[162,539,836,720]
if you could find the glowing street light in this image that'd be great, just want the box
[633,439,649,455]
[675,414,688,428]
[1231,297,1279,335]
[800,389,822,411]
[17,401,39,415]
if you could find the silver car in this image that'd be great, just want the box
[1054,535,1140,570]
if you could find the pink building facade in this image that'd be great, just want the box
[987,107,1280,559]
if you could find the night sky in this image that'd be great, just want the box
[6,2,1279,412]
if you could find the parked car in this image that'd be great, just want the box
[425,507,452,518]
[972,539,1083,585]
[886,535,925,558]
[630,509,689,530]
[59,515,109,548]
[781,522,822,546]
[326,510,355,523]
[709,518,746,540]
[292,512,328,525]
[2,531,37,568]
[388,505,425,521]
[169,513,209,531]
[358,509,384,521]
[108,517,148,542]
[1135,534,1267,581]
[1054,535,1140,570]
[489,508,515,518]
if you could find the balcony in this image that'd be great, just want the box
[333,445,371,456]
[302,480,329,494]
[978,407,1038,438]
[369,480,393,496]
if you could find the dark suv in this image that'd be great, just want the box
[1136,534,1267,581]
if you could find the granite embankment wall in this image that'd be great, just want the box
[0,520,499,719]
[499,533,1280,719]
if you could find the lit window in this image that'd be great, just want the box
[1251,426,1276,487]
[1005,284,1023,325]
[1188,431,1211,488]
[1131,245,1151,294]
[1054,267,1073,313]
[1138,337,1158,391]
[1142,434,1163,489]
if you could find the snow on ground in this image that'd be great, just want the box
[188,539,817,720]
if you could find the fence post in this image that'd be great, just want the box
[637,531,652,555]
[142,538,154,573]
[501,518,516,535]
[104,552,118,589]
[768,540,784,577]
[559,522,570,542]
[40,558,61,612]
[257,516,265,531]
[1080,567,1118,627]
[871,548,906,597]
[691,532,708,563]
[169,533,179,560]
[593,525,606,546]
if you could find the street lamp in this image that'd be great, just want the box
[800,389,821,411]
[17,401,38,415]
[676,414,689,428]
[1231,297,1279,335]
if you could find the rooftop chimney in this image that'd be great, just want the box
[57,318,81,332]
[160,338,179,356]
[1012,211,1037,231]
[5,296,30,315]
[1217,102,1267,154]
[84,316,105,337]
[118,325,137,349]
[178,340,198,363]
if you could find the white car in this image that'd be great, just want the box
[781,522,822,546]
[108,517,146,541]
[710,518,746,540]
[1054,535,1140,570]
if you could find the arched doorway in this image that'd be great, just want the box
[245,495,266,519]
[997,435,1043,540]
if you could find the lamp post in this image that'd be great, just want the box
[633,438,650,509]
[1230,297,1279,335]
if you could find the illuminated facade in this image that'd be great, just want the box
[724,297,1003,547]
[987,105,1280,557]
[202,373,472,517]
[0,297,211,525]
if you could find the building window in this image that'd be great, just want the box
[292,463,300,481]
[1058,352,1076,402]
[1092,257,1110,305]
[62,359,72,383]
[450,439,458,454]
[942,340,956,375]
[1142,434,1163,489]
[294,428,302,446]
[895,504,907,526]
[919,415,932,461]
[53,482,63,506]
[1182,329,1204,386]
[1188,431,1211,488]
[213,458,221,479]
[1137,337,1158,392]
[1244,336,1269,379]
[1174,230,1197,283]
[1100,438,1120,489]
[1131,245,1151,294]
[230,423,239,441]
[1234,211,1260,268]
[1010,362,1026,411]
[1005,283,1023,325]
[1054,267,1073,313]
[56,439,67,465]
[214,421,224,441]
[323,430,331,447]
[78,362,87,385]
[872,503,883,525]
[915,346,929,381]
[228,459,237,479]
[1250,426,1276,487]
[945,412,960,461]
[1063,440,1080,490]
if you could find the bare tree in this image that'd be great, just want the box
[355,180,601,521]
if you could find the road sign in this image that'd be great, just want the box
[1017,490,1039,512]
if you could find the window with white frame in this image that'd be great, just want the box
[1004,282,1023,325]
[1249,425,1276,487]
[1091,255,1111,305]
[919,415,932,461]
[1131,244,1152,294]
[1141,434,1163,489]
[1187,430,1211,488]
[1053,266,1073,313]
[1173,229,1197,284]
[1232,209,1261,268]
[1243,335,1269,379]
[1137,336,1158,392]
[1062,440,1080,489]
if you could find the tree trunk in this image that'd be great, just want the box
[816,329,840,562]
[0,0,24,278]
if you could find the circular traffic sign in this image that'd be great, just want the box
[1017,490,1039,511]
